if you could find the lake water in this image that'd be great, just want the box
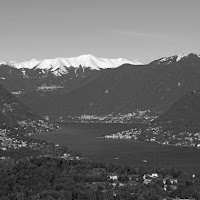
[33,123,200,173]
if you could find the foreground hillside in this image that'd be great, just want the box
[0,154,200,199]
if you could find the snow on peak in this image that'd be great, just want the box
[176,53,188,62]
[4,54,142,76]
[0,61,7,65]
[193,53,200,58]
[156,53,200,65]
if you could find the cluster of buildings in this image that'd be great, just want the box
[104,128,141,140]
[0,129,28,151]
[143,173,179,192]
[61,153,83,161]
[17,119,60,136]
[0,130,49,152]
[142,126,200,148]
[104,125,200,148]
[36,85,64,92]
[86,170,189,199]
[0,128,84,164]
[64,110,157,123]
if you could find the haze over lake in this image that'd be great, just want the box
[34,123,200,173]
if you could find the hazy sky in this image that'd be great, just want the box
[0,0,200,64]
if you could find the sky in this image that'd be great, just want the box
[0,0,200,64]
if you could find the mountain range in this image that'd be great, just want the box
[1,53,200,122]
[2,54,141,75]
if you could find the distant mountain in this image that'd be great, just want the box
[0,54,141,100]
[150,53,200,65]
[1,53,200,122]
[8,54,142,76]
[0,83,57,135]
[0,54,141,119]
[55,52,200,119]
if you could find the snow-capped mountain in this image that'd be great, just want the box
[9,54,142,76]
[0,61,7,65]
[150,53,200,65]
[1,52,200,122]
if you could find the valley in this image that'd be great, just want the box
[1,1,200,198]
[1,53,200,199]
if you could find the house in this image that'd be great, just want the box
[143,173,158,180]
[143,179,152,185]
[108,175,118,180]
[163,176,178,185]
[111,183,117,187]
[150,173,158,178]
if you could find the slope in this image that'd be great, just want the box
[153,90,200,132]
[0,83,57,135]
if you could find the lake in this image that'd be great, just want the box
[33,123,200,173]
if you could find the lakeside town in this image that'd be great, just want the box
[62,110,158,123]
[103,126,200,148]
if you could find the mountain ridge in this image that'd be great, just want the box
[150,53,200,65]
[3,54,142,76]
[1,52,200,122]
